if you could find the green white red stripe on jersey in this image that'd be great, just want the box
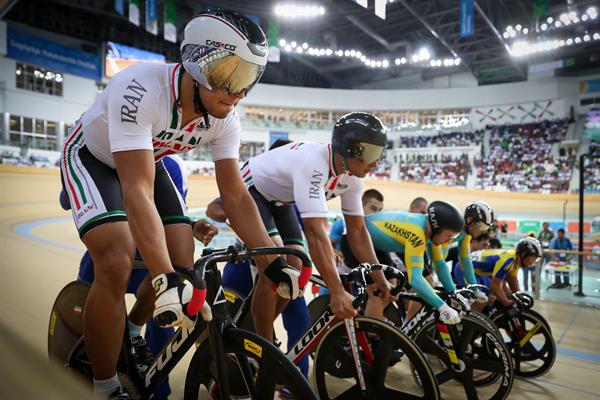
[240,160,253,186]
[62,122,87,210]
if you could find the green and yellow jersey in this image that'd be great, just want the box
[364,211,446,309]
[428,231,478,288]
[471,249,518,280]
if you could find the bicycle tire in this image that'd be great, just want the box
[413,313,514,400]
[48,280,90,365]
[184,327,316,400]
[313,316,441,400]
[490,310,556,378]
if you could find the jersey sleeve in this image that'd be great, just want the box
[340,179,364,216]
[293,155,330,218]
[429,242,456,292]
[458,235,478,286]
[107,69,159,153]
[329,218,345,241]
[492,256,515,280]
[405,230,445,309]
[210,111,241,161]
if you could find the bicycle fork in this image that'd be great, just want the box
[436,323,465,372]
[343,318,368,394]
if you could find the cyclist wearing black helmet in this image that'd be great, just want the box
[240,112,395,340]
[342,200,467,325]
[428,200,495,303]
[58,9,296,398]
[470,236,543,315]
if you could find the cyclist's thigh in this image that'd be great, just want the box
[222,259,254,297]
[155,159,194,267]
[272,204,304,267]
[248,186,279,239]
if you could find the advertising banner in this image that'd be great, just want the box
[105,41,165,78]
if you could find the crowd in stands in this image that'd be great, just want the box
[397,153,470,186]
[475,119,574,193]
[585,141,600,193]
[397,130,483,148]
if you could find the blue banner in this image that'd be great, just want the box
[114,0,125,16]
[269,131,288,146]
[6,27,102,81]
[146,0,158,35]
[460,0,474,37]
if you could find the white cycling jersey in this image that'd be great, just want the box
[78,62,240,168]
[242,142,364,218]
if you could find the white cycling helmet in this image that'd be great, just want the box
[516,236,543,259]
[465,200,495,226]
[181,9,268,95]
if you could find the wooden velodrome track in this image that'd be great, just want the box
[1,165,599,399]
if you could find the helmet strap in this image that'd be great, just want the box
[193,80,211,129]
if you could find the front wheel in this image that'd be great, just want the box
[313,316,441,400]
[491,310,556,378]
[413,314,514,400]
[184,327,316,400]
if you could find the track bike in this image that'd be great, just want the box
[189,262,442,400]
[48,245,317,399]
[481,291,556,378]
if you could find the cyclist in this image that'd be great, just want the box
[343,201,467,325]
[240,112,395,341]
[470,236,543,316]
[430,201,495,306]
[60,154,218,399]
[59,10,301,398]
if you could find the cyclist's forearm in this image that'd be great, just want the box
[305,224,345,293]
[492,279,511,305]
[507,276,520,293]
[221,190,276,270]
[410,267,444,309]
[460,256,478,286]
[123,187,173,277]
[434,260,456,292]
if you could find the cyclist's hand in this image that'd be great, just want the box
[455,293,471,312]
[264,257,301,300]
[192,219,219,246]
[152,272,197,329]
[438,303,461,325]
[334,250,345,267]
[503,302,520,319]
[374,279,397,302]
[473,290,488,304]
[330,290,357,320]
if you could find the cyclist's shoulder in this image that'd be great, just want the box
[107,62,172,92]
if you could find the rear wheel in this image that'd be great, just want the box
[48,281,90,367]
[184,327,316,400]
[313,316,441,400]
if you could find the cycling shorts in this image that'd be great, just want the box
[340,235,393,284]
[248,186,304,246]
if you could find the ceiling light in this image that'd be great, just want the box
[523,28,529,35]
[296,47,303,53]
[503,32,509,39]
[412,54,419,62]
[382,59,389,68]
[454,58,461,65]
[284,44,292,52]
[584,34,591,42]
[547,17,554,23]
[361,55,367,61]
[515,24,522,31]
[429,60,436,67]
[274,3,326,18]
[541,23,548,31]
[555,21,561,27]
[344,50,350,57]
[302,42,308,49]
[594,33,600,40]
[395,58,401,65]
[582,14,589,21]
[506,25,513,31]
[279,39,286,46]
[291,41,297,48]
[325,48,332,55]
[400,57,407,64]
[375,60,382,67]
[566,38,573,45]
[574,36,582,44]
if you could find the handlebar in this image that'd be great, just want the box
[343,264,406,308]
[180,244,313,317]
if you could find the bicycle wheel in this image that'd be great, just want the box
[491,310,556,378]
[308,294,330,325]
[48,280,90,365]
[313,316,441,400]
[184,327,316,400]
[413,314,514,400]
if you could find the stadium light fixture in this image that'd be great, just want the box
[274,3,325,18]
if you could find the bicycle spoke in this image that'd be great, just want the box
[471,357,503,373]
[463,378,479,400]
[383,387,428,400]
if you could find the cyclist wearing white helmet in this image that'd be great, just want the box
[59,9,298,398]
[429,200,495,304]
[470,236,543,315]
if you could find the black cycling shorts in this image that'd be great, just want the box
[248,186,304,246]
[60,144,189,238]
[340,235,393,284]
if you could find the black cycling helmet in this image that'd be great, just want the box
[464,200,495,225]
[331,112,387,164]
[516,236,543,259]
[427,201,465,235]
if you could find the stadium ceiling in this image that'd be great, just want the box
[4,0,600,88]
